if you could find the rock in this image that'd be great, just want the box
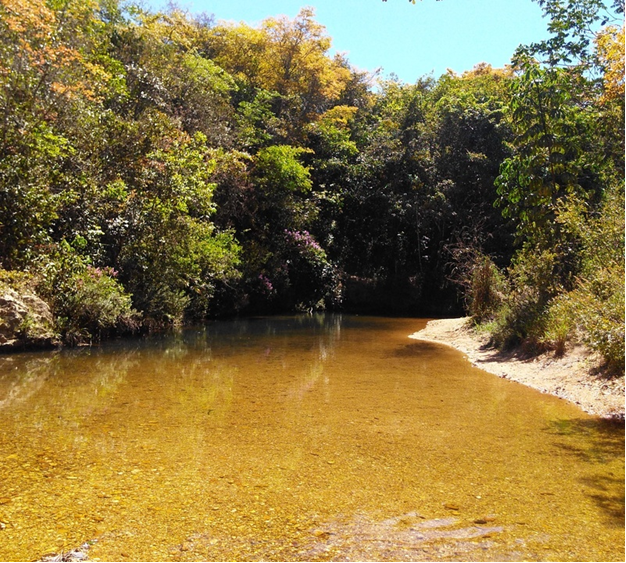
[0,287,59,350]
[473,515,497,524]
[40,548,89,562]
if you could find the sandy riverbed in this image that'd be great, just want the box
[410,317,624,420]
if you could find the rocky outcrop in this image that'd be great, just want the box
[0,287,60,350]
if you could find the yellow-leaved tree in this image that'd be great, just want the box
[596,25,625,102]
[207,8,351,136]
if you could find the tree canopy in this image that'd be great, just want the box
[0,0,623,369]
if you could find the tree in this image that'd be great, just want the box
[112,129,241,324]
[596,24,625,101]
[0,0,126,269]
[207,8,352,140]
[514,0,624,69]
[483,0,625,359]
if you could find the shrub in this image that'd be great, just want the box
[448,245,506,323]
[35,242,139,344]
[543,182,625,370]
[56,266,139,344]
[281,230,341,311]
[0,269,37,292]
[547,264,625,371]
[489,247,559,350]
[467,255,507,323]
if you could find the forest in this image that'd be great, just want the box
[0,0,623,371]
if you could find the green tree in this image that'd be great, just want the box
[514,0,624,69]
[495,65,592,248]
[484,0,624,361]
[113,130,241,325]
[432,65,514,262]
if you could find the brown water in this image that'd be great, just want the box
[0,315,623,562]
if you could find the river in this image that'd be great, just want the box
[0,315,623,561]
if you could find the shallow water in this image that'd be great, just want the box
[0,315,623,561]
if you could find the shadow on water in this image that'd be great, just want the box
[388,342,445,358]
[545,418,625,527]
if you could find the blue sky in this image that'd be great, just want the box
[140,0,551,83]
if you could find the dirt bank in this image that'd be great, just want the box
[410,317,624,420]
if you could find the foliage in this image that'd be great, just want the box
[254,145,313,195]
[545,183,625,369]
[596,25,625,101]
[207,7,351,140]
[448,246,507,323]
[55,266,138,345]
[433,66,515,261]
[513,0,624,69]
[490,0,624,366]
[547,265,624,368]
[113,131,241,325]
[488,247,561,349]
[280,229,341,311]
[496,64,590,247]
[0,0,622,369]
[34,242,137,344]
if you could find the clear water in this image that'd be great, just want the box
[0,315,623,561]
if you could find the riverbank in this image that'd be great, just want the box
[409,317,625,420]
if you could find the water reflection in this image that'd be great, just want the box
[0,355,57,409]
[0,315,623,562]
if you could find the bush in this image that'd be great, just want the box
[543,182,625,370]
[56,266,139,344]
[35,242,139,344]
[488,247,559,350]
[282,230,341,311]
[467,255,506,323]
[546,264,625,371]
[448,246,506,323]
[0,268,37,292]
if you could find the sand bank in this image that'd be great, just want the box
[410,317,624,420]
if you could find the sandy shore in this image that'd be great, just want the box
[410,317,624,420]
